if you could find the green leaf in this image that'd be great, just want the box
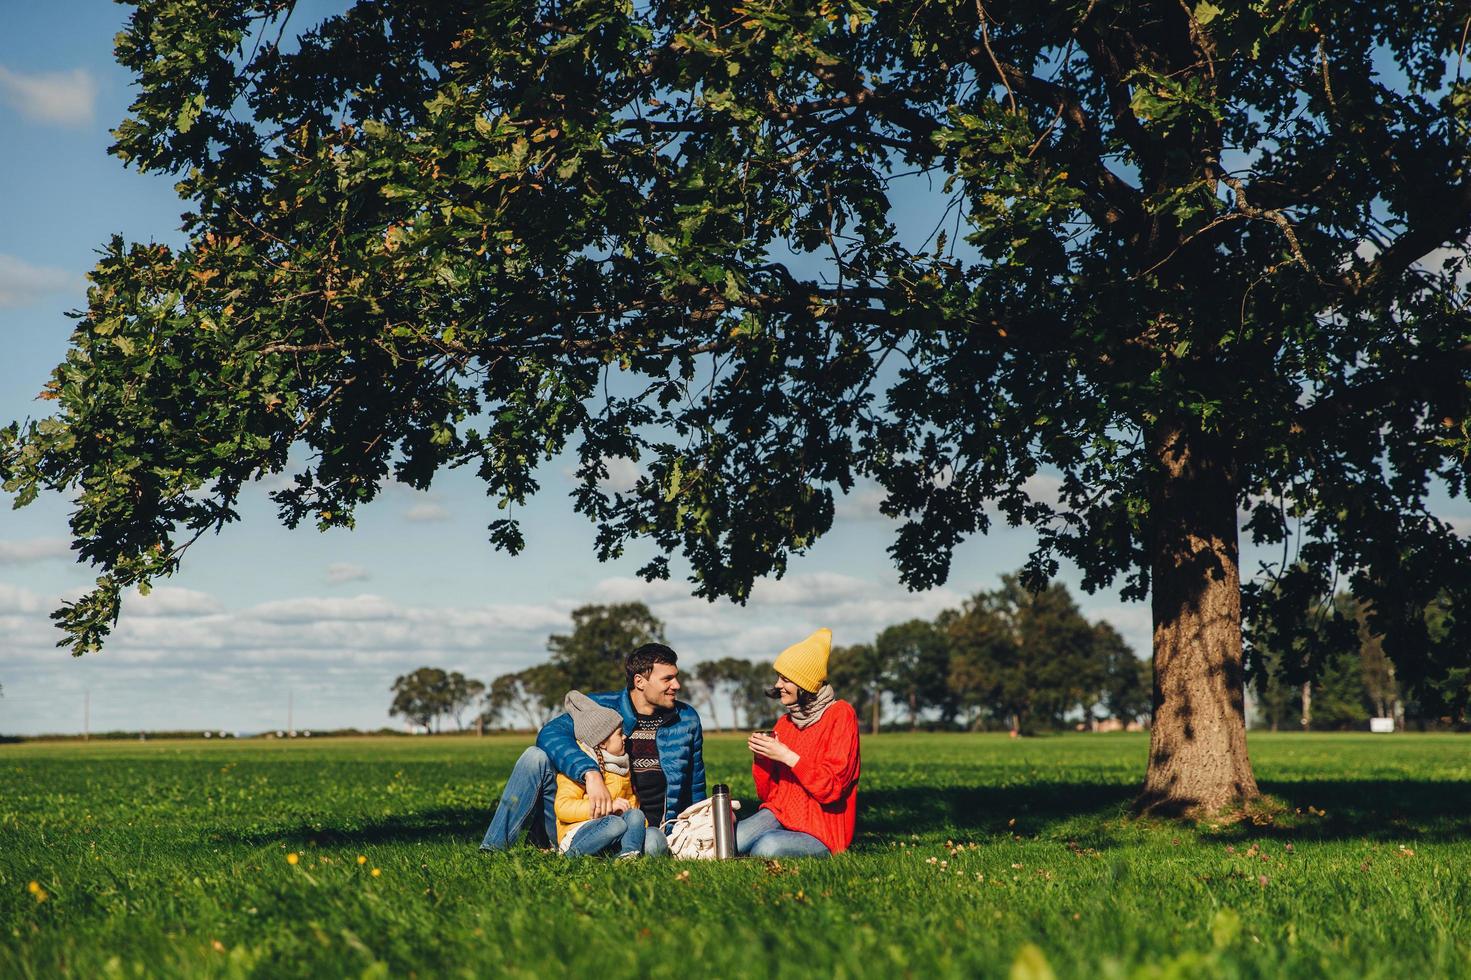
[175,93,205,134]
[1194,1,1223,25]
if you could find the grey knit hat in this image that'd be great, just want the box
[563,690,623,748]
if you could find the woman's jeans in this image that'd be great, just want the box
[480,746,668,855]
[735,807,830,859]
[564,809,647,857]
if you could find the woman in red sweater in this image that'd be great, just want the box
[737,628,861,858]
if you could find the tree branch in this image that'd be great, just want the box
[955,43,1144,231]
[1291,342,1471,436]
[1342,178,1471,295]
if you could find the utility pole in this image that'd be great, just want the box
[288,690,295,738]
[84,689,90,741]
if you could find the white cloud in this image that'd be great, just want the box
[404,502,450,523]
[748,572,876,607]
[0,253,77,309]
[325,562,371,585]
[251,594,401,624]
[0,64,97,127]
[0,583,45,615]
[598,456,641,493]
[0,538,71,564]
[593,576,705,604]
[255,471,296,494]
[0,564,999,733]
[590,571,966,657]
[1443,515,1471,536]
[1083,601,1152,658]
[1022,473,1063,508]
[127,586,224,618]
[835,486,890,523]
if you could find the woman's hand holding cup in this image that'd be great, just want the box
[748,730,799,767]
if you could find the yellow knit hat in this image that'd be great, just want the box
[774,628,832,693]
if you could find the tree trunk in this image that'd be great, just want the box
[870,691,881,736]
[909,691,918,731]
[1300,681,1312,732]
[1138,421,1260,816]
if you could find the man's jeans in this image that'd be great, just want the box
[735,807,830,859]
[480,746,670,856]
[480,746,558,850]
[564,809,646,857]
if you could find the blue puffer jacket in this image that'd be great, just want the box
[537,690,707,831]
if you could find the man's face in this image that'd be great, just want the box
[637,662,681,709]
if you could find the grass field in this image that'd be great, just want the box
[3,732,1470,979]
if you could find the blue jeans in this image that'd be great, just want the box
[480,746,558,850]
[735,807,830,859]
[564,809,647,857]
[479,746,671,856]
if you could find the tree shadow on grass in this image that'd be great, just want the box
[859,782,1137,849]
[214,806,489,849]
[1235,779,1471,843]
[860,778,1471,847]
[212,779,1471,852]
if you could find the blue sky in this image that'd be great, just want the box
[4,4,1461,737]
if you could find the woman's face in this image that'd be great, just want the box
[602,729,626,756]
[772,674,801,706]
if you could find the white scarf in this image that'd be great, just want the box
[580,741,629,776]
[787,684,837,729]
[600,750,630,776]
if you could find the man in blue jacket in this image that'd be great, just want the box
[480,643,707,854]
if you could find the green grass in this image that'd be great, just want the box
[3,732,1469,979]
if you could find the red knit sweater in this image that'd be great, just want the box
[752,699,861,854]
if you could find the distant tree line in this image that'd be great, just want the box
[390,572,1153,735]
[388,668,485,733]
[392,574,1465,736]
[1248,591,1466,731]
[828,574,1151,735]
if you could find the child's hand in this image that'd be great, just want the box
[610,798,631,815]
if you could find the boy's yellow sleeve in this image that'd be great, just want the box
[554,774,592,823]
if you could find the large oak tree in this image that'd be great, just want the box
[5,0,1470,814]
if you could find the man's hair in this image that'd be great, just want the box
[625,643,678,690]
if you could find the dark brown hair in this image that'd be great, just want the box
[625,643,678,690]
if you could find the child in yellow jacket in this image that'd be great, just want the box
[554,691,646,858]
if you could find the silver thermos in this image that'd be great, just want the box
[711,783,736,859]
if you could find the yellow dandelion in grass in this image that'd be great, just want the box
[357,855,367,865]
[370,868,381,878]
[286,852,300,866]
[27,881,40,894]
